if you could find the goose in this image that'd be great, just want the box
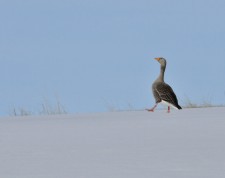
[147,57,182,113]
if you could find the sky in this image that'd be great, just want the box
[0,0,225,116]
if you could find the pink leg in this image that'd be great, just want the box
[146,104,158,112]
[167,106,170,113]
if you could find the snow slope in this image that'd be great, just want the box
[1,107,225,178]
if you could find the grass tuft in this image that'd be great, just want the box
[10,97,67,117]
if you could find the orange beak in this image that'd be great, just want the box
[154,57,160,61]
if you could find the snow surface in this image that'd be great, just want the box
[1,107,225,178]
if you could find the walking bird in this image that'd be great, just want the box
[147,57,182,113]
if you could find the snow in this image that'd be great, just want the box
[1,107,225,178]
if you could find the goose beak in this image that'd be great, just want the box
[154,57,160,61]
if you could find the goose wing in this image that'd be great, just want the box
[155,82,181,109]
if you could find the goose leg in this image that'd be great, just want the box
[167,106,170,113]
[146,104,158,112]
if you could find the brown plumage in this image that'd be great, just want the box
[147,57,182,113]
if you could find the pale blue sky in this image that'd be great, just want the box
[0,0,225,115]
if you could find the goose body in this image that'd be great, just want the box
[148,57,182,113]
